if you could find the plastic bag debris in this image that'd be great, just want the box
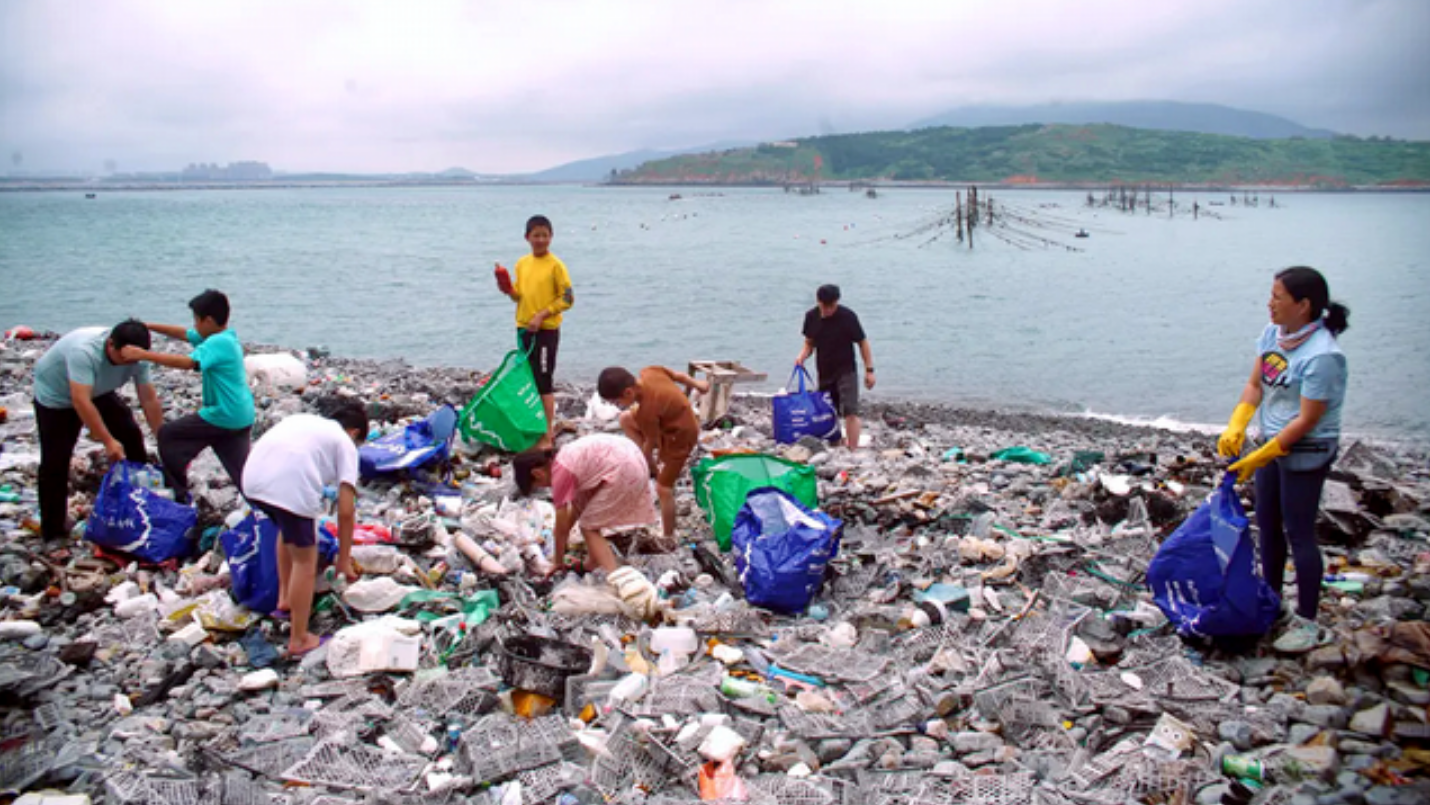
[326,615,423,678]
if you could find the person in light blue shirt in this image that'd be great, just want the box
[32,321,164,539]
[1216,266,1350,650]
[120,290,255,503]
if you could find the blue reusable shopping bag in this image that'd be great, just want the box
[771,365,840,445]
[731,487,843,614]
[85,461,198,563]
[1148,472,1281,638]
[221,510,338,613]
[360,405,459,479]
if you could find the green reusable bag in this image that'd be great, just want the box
[693,453,818,551]
[459,334,548,452]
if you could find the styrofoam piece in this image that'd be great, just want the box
[697,725,746,762]
[167,621,209,647]
[327,616,423,679]
[240,669,281,691]
[0,621,43,639]
[245,353,308,390]
[15,793,93,805]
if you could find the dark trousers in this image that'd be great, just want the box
[1255,457,1333,620]
[35,394,148,539]
[158,413,252,503]
[518,328,560,395]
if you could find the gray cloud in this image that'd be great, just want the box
[2,0,1426,174]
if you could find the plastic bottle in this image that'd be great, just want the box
[719,675,776,704]
[494,263,514,295]
[1324,572,1372,583]
[1221,753,1264,782]
[743,646,771,676]
[522,543,553,576]
[322,566,350,595]
[607,673,649,710]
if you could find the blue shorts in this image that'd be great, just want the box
[252,500,318,548]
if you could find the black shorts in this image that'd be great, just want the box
[252,500,318,548]
[820,370,860,417]
[519,328,560,395]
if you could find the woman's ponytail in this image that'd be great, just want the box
[1324,301,1350,336]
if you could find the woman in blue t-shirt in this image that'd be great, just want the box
[1217,266,1349,651]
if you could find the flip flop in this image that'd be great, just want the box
[281,634,330,662]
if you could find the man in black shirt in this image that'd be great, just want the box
[796,284,875,448]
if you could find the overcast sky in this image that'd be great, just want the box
[2,0,1427,174]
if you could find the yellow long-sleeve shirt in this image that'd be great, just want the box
[512,253,574,330]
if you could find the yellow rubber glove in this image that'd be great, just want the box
[1217,403,1257,457]
[1228,438,1289,483]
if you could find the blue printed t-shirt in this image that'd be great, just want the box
[33,327,152,409]
[1255,323,1347,440]
[188,328,255,430]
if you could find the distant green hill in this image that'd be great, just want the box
[615,124,1430,187]
[909,101,1337,140]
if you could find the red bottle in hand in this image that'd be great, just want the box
[494,263,514,295]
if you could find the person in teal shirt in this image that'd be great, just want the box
[122,290,255,503]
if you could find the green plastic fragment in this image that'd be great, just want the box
[990,446,1052,465]
[400,589,500,627]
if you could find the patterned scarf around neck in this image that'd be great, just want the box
[1277,319,1322,352]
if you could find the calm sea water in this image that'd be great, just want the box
[1,186,1427,441]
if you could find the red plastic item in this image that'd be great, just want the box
[322,521,394,545]
[4,326,36,341]
[494,264,514,295]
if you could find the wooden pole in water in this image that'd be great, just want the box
[956,192,964,243]
[967,186,977,248]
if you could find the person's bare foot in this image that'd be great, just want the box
[286,633,322,658]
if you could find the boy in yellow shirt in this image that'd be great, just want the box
[498,215,573,447]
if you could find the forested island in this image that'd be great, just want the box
[612,124,1430,188]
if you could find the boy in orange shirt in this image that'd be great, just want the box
[496,215,573,447]
[597,366,709,539]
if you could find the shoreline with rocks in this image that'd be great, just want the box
[1,336,1428,804]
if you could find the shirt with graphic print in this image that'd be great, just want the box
[1255,323,1347,440]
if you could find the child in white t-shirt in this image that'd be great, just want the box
[243,401,368,658]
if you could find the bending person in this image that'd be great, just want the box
[1219,266,1349,651]
[32,320,163,540]
[597,366,709,540]
[242,400,367,658]
[512,434,657,574]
